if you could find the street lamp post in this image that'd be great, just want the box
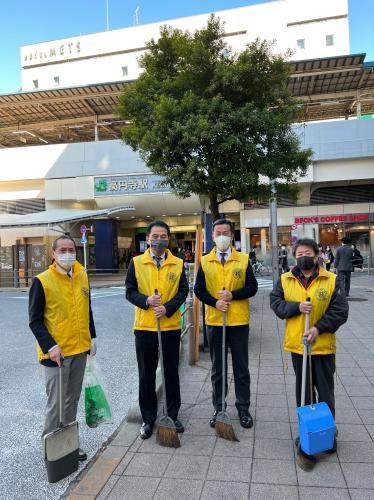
[270,179,279,287]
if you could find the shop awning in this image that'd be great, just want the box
[0,206,135,228]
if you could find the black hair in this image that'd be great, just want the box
[52,235,77,251]
[342,237,352,245]
[146,220,171,237]
[292,238,319,257]
[212,218,235,233]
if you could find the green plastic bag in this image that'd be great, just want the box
[85,357,112,428]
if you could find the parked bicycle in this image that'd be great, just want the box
[252,260,267,276]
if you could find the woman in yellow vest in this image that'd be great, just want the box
[270,238,348,471]
[194,219,258,429]
[125,221,189,440]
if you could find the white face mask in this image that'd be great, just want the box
[214,235,231,252]
[56,253,76,269]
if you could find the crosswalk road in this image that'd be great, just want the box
[256,278,273,289]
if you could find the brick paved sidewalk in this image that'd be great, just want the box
[65,274,374,500]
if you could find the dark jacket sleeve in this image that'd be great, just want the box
[269,278,301,319]
[193,264,218,308]
[315,280,349,334]
[29,277,57,354]
[125,259,149,309]
[231,258,258,300]
[164,268,189,318]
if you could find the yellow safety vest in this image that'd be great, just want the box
[201,247,250,327]
[36,261,91,361]
[281,268,337,355]
[133,249,184,331]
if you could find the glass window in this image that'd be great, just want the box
[297,39,305,49]
[326,35,334,46]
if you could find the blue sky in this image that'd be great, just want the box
[0,0,372,95]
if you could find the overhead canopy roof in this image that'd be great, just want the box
[0,206,135,228]
[1,54,374,148]
[0,81,126,148]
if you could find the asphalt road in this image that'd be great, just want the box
[0,287,138,500]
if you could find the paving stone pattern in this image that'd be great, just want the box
[67,274,374,499]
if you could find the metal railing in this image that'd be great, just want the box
[180,296,195,365]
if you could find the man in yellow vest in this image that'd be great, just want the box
[270,238,348,471]
[29,235,96,461]
[194,219,258,429]
[125,221,189,439]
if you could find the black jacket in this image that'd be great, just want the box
[29,277,96,367]
[335,244,354,272]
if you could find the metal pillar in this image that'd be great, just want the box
[270,180,279,287]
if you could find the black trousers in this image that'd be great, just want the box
[337,270,351,297]
[135,329,181,424]
[291,352,335,418]
[207,325,250,412]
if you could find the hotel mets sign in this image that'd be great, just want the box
[94,174,170,197]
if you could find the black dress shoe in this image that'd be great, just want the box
[210,410,219,428]
[140,422,154,440]
[78,449,87,461]
[238,409,253,429]
[173,419,184,433]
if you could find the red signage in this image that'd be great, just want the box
[294,214,369,224]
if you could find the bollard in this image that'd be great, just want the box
[186,296,195,365]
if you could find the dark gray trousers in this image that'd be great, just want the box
[43,353,87,436]
[337,270,351,297]
[291,352,336,418]
[207,325,250,412]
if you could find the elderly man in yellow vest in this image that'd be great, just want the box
[270,238,348,471]
[29,235,96,461]
[125,221,189,440]
[194,219,258,429]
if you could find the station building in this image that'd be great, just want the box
[1,0,374,282]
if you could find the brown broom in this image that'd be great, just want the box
[155,291,180,448]
[215,310,239,441]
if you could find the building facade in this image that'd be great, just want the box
[20,0,349,91]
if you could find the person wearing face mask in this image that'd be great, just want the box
[125,221,189,439]
[194,218,258,429]
[270,238,348,471]
[324,245,334,272]
[29,235,96,462]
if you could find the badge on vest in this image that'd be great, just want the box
[167,272,177,283]
[315,288,328,301]
[82,287,89,298]
[232,268,243,280]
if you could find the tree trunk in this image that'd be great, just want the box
[209,195,220,221]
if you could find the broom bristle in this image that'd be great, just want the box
[157,425,181,448]
[215,420,239,442]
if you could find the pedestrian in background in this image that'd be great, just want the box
[125,221,189,440]
[324,245,334,272]
[335,237,354,297]
[29,235,96,462]
[279,244,289,273]
[194,219,258,430]
[270,237,348,471]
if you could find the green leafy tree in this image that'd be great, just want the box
[118,16,312,220]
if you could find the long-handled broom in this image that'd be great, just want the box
[155,296,180,448]
[215,310,239,441]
